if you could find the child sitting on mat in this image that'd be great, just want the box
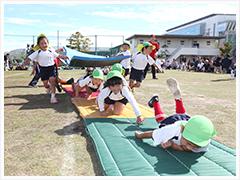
[135,77,216,152]
[129,42,162,92]
[73,69,104,98]
[97,70,146,125]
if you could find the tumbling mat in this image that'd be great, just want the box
[64,86,236,176]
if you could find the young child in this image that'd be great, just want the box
[129,42,162,91]
[102,66,110,75]
[135,78,216,153]
[97,70,146,125]
[22,36,69,103]
[115,41,131,77]
[73,69,104,98]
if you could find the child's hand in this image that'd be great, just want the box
[161,141,173,149]
[100,111,108,116]
[65,56,70,60]
[135,116,146,125]
[30,70,35,76]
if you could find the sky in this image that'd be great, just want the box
[2,2,238,52]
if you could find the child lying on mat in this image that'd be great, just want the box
[72,69,104,98]
[135,78,216,153]
[97,70,146,125]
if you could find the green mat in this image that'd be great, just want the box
[84,117,236,176]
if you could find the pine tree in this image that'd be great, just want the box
[220,42,233,56]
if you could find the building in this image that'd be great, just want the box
[124,14,235,62]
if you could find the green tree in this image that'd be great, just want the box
[66,32,93,52]
[160,44,170,57]
[220,41,233,56]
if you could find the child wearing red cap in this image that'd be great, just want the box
[135,78,216,152]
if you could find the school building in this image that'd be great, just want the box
[113,13,236,62]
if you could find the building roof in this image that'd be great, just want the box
[166,13,236,32]
[126,34,226,40]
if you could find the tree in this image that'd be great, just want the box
[66,32,93,52]
[160,44,170,57]
[220,41,233,57]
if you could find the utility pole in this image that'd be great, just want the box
[57,30,59,49]
[95,35,97,55]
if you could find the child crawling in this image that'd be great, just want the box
[97,70,146,125]
[135,78,216,153]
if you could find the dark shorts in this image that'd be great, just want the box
[39,65,56,81]
[104,97,128,105]
[123,68,130,76]
[54,63,58,76]
[129,67,144,83]
[89,87,98,92]
[159,114,191,128]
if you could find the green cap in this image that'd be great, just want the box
[107,70,122,80]
[91,69,104,80]
[123,41,130,46]
[162,55,166,58]
[181,115,216,147]
[111,63,124,73]
[137,42,156,51]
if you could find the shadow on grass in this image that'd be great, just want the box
[4,93,78,114]
[211,78,234,82]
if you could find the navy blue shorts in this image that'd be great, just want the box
[123,68,130,76]
[129,67,144,82]
[159,114,191,128]
[104,97,128,105]
[39,65,56,81]
[89,87,98,92]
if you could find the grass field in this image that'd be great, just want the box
[4,69,236,176]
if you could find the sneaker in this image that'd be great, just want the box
[166,78,182,100]
[132,87,135,93]
[153,77,158,80]
[46,88,51,94]
[66,78,74,84]
[28,85,38,88]
[148,94,159,108]
[50,97,58,103]
[56,85,62,92]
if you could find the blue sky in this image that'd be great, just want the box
[3,2,238,52]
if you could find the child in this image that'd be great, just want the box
[97,70,146,125]
[115,41,131,77]
[135,78,216,153]
[73,69,104,98]
[129,42,162,91]
[102,66,110,75]
[22,36,69,103]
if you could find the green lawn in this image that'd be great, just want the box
[4,69,236,176]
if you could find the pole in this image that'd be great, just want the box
[57,30,59,49]
[95,35,97,55]
[33,36,35,45]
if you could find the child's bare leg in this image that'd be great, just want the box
[133,81,141,88]
[129,79,134,89]
[43,80,50,89]
[75,85,85,97]
[49,76,56,94]
[113,102,125,115]
[86,87,93,97]
[135,131,153,139]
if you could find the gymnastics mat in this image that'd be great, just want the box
[69,97,236,176]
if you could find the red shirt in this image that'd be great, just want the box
[149,41,159,59]
[54,58,59,67]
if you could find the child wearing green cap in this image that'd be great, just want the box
[129,42,162,91]
[73,69,104,98]
[97,70,146,125]
[135,78,216,152]
[115,41,131,77]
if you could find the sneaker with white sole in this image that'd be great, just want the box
[50,97,58,103]
[166,78,182,100]
[148,94,159,108]
[46,88,51,94]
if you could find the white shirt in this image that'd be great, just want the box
[116,50,131,69]
[78,76,103,91]
[132,52,155,70]
[98,86,141,117]
[28,48,58,67]
[152,120,209,153]
[197,62,204,69]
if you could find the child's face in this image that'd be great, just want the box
[122,44,130,51]
[92,78,102,86]
[180,137,200,151]
[38,38,49,51]
[144,46,153,55]
[109,84,123,94]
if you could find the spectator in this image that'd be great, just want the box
[171,59,178,69]
[209,60,215,73]
[165,60,171,70]
[194,57,200,72]
[181,55,187,63]
[230,57,236,79]
[4,53,10,71]
[105,53,109,58]
[178,61,186,71]
[196,59,204,72]
[221,54,232,74]
[214,54,224,74]
[102,66,109,75]
[187,59,194,71]
[203,60,211,72]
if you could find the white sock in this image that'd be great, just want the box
[49,83,51,89]
[51,93,55,99]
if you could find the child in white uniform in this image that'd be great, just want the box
[129,42,162,90]
[97,71,146,125]
[115,41,131,77]
[23,36,69,103]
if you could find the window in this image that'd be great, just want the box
[139,39,144,44]
[167,40,171,46]
[180,41,184,45]
[207,41,211,46]
[130,40,132,44]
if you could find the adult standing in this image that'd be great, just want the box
[4,53,10,71]
[214,54,224,74]
[221,54,232,74]
[143,34,159,79]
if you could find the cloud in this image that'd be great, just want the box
[48,22,75,28]
[29,13,58,16]
[4,17,41,25]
